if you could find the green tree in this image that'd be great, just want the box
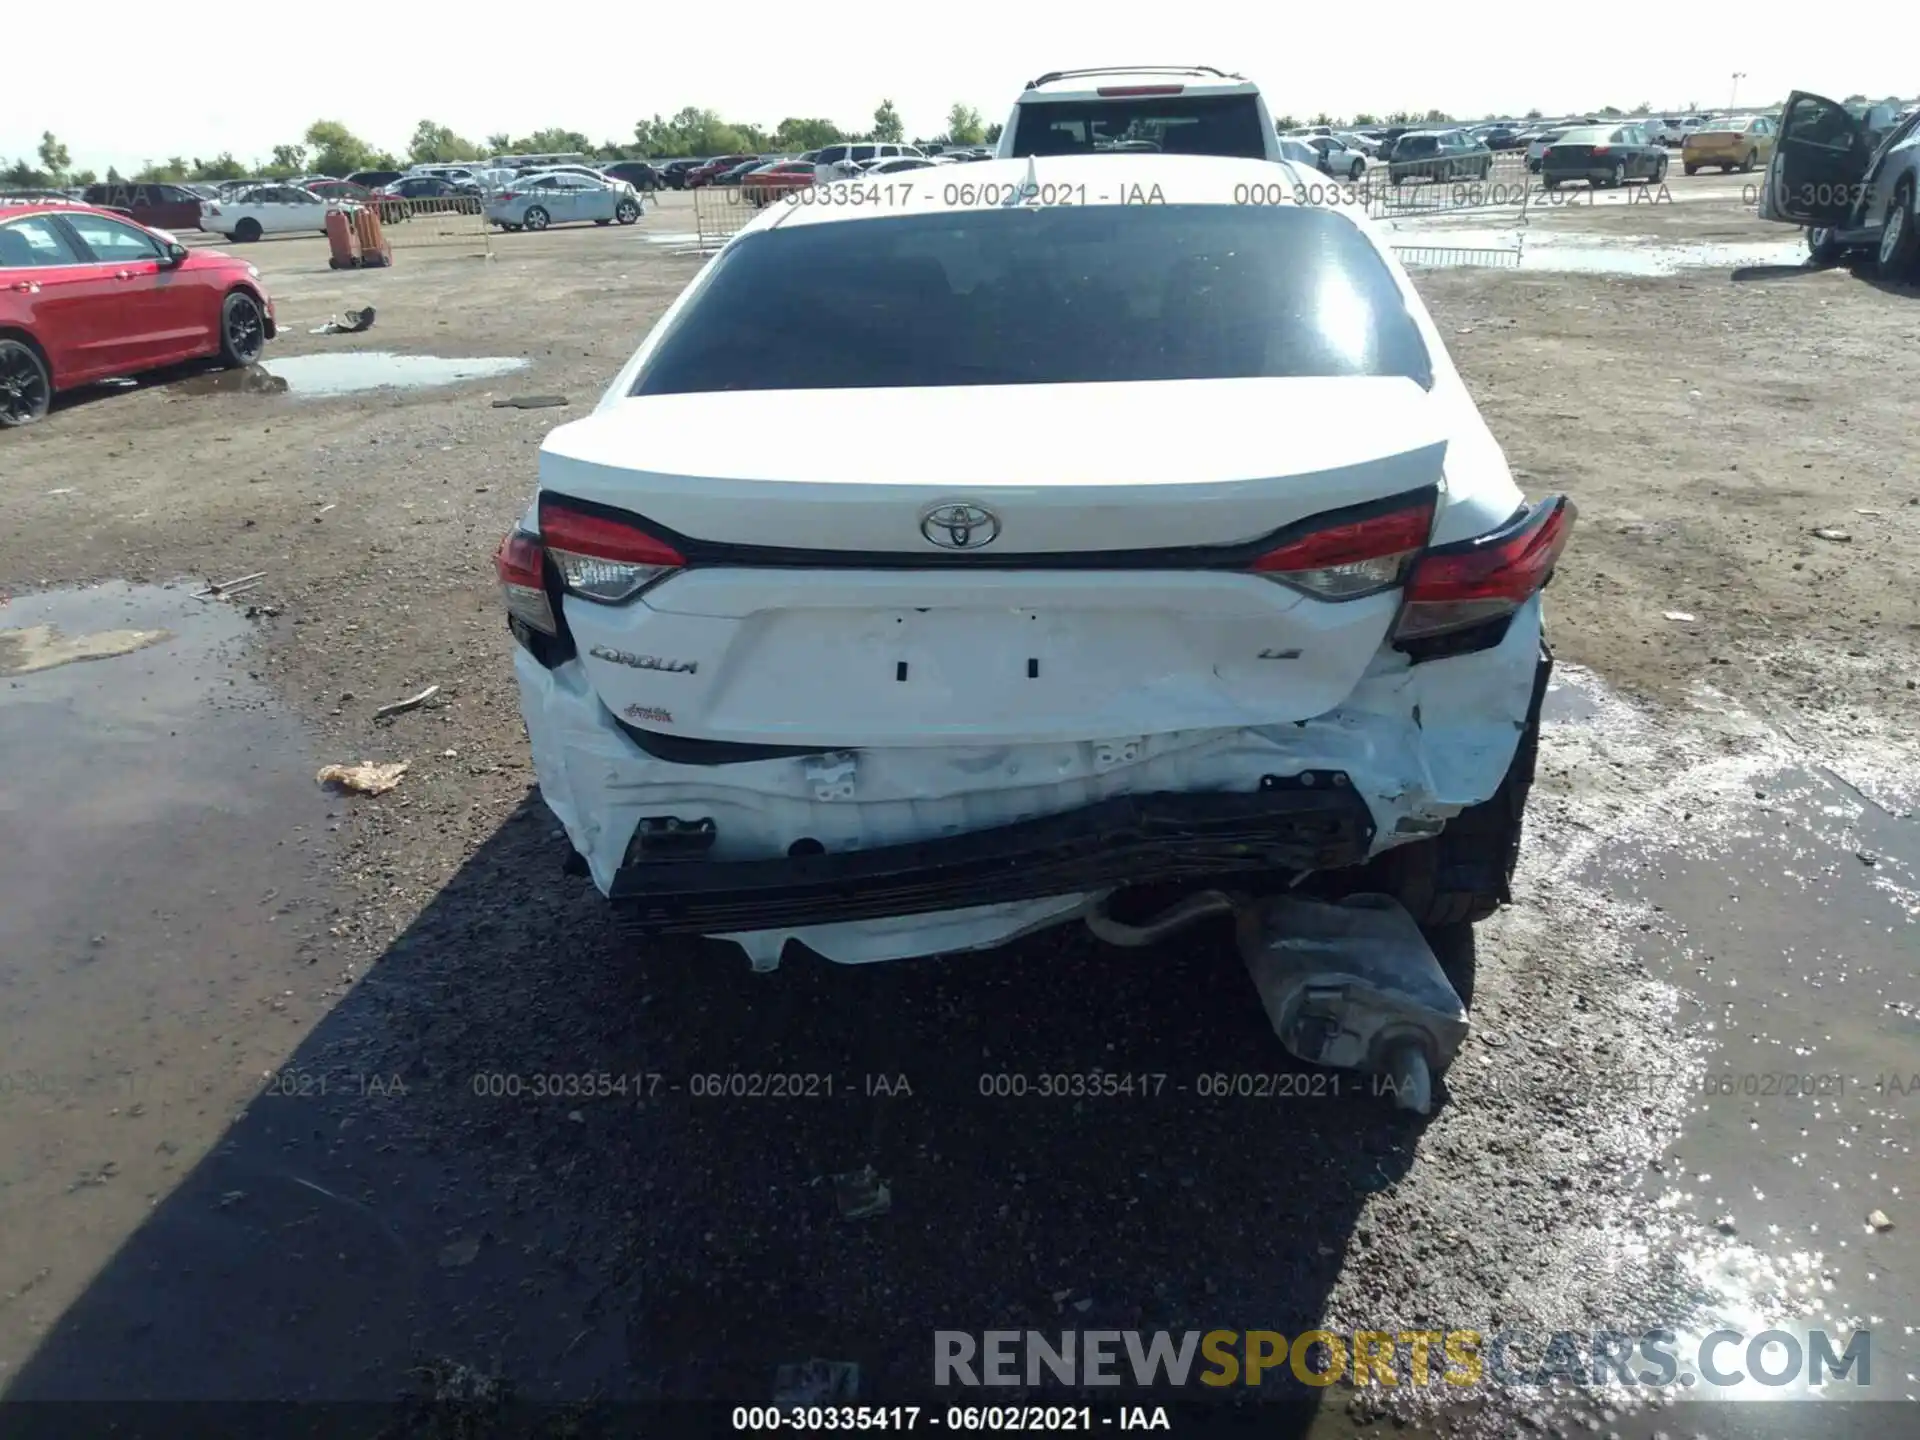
[37,131,70,182]
[1630,100,1652,115]
[1352,112,1378,125]
[268,143,308,176]
[305,120,379,177]
[1310,111,1333,127]
[1272,114,1298,131]
[408,119,478,164]
[512,127,593,155]
[774,117,844,151]
[132,157,191,183]
[1421,108,1452,123]
[946,103,985,146]
[105,165,126,185]
[983,120,1002,145]
[1523,107,1543,120]
[70,168,97,187]
[871,99,904,143]
[1598,105,1623,117]
[189,152,247,181]
[486,132,512,152]
[1,158,51,188]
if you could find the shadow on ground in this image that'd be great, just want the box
[4,792,1442,1423]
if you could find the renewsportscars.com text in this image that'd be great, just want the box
[934,1328,1873,1391]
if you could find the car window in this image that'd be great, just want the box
[1012,93,1273,160]
[633,204,1432,395]
[1784,96,1857,150]
[0,215,87,266]
[64,213,165,261]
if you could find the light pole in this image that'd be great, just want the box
[1729,72,1746,111]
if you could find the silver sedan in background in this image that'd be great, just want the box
[485,171,641,232]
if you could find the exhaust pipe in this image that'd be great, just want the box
[1085,890,1468,1115]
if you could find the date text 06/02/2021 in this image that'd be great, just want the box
[730,1404,1173,1431]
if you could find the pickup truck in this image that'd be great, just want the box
[198,184,351,242]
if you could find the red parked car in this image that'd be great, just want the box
[0,202,276,427]
[80,182,205,233]
[742,160,818,206]
[685,154,759,188]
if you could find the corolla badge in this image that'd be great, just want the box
[920,501,1000,550]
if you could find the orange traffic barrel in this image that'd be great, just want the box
[354,205,392,267]
[325,208,361,269]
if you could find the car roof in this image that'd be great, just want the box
[753,154,1335,236]
[0,200,124,221]
[1018,65,1256,97]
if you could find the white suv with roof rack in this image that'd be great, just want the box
[996,66,1285,162]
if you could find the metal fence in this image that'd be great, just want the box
[1361,150,1535,220]
[376,195,492,257]
[692,185,762,251]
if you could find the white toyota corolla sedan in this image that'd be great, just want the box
[496,154,1573,969]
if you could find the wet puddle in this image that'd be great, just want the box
[1391,224,1808,275]
[0,582,333,1382]
[172,352,528,399]
[1539,668,1916,1408]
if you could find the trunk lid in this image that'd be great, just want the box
[539,377,1451,747]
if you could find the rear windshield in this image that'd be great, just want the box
[1007,93,1268,159]
[1394,135,1438,155]
[631,204,1431,395]
[1555,127,1613,144]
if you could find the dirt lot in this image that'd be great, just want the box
[0,183,1914,1434]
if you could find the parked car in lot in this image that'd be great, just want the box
[741,160,818,205]
[1305,134,1368,179]
[0,202,275,426]
[865,156,937,175]
[602,161,661,191]
[1541,124,1668,188]
[1387,130,1493,183]
[658,160,703,189]
[1681,115,1776,174]
[79,183,204,233]
[346,168,404,190]
[1760,88,1920,275]
[198,184,343,242]
[1521,128,1570,172]
[497,152,1572,977]
[383,174,483,200]
[712,160,767,188]
[1479,125,1522,151]
[686,155,760,188]
[997,65,1283,161]
[486,172,641,231]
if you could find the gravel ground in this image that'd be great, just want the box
[0,184,1913,1435]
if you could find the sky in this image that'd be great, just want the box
[5,4,1909,174]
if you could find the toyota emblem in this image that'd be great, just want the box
[920,502,1000,550]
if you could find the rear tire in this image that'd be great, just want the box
[1739,150,1757,172]
[615,198,640,224]
[0,336,52,428]
[1876,181,1918,278]
[1377,642,1552,928]
[524,206,550,231]
[1806,226,1846,265]
[1684,162,1699,175]
[233,218,262,243]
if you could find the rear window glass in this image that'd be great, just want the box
[1008,93,1268,159]
[1394,135,1438,155]
[1555,127,1612,144]
[632,204,1431,395]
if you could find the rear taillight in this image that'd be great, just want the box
[1097,84,1184,96]
[538,496,685,603]
[1591,144,1611,154]
[495,529,557,635]
[1249,497,1434,599]
[1393,496,1575,640]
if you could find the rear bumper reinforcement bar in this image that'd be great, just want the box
[608,772,1377,933]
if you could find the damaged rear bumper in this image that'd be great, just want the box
[608,776,1377,934]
